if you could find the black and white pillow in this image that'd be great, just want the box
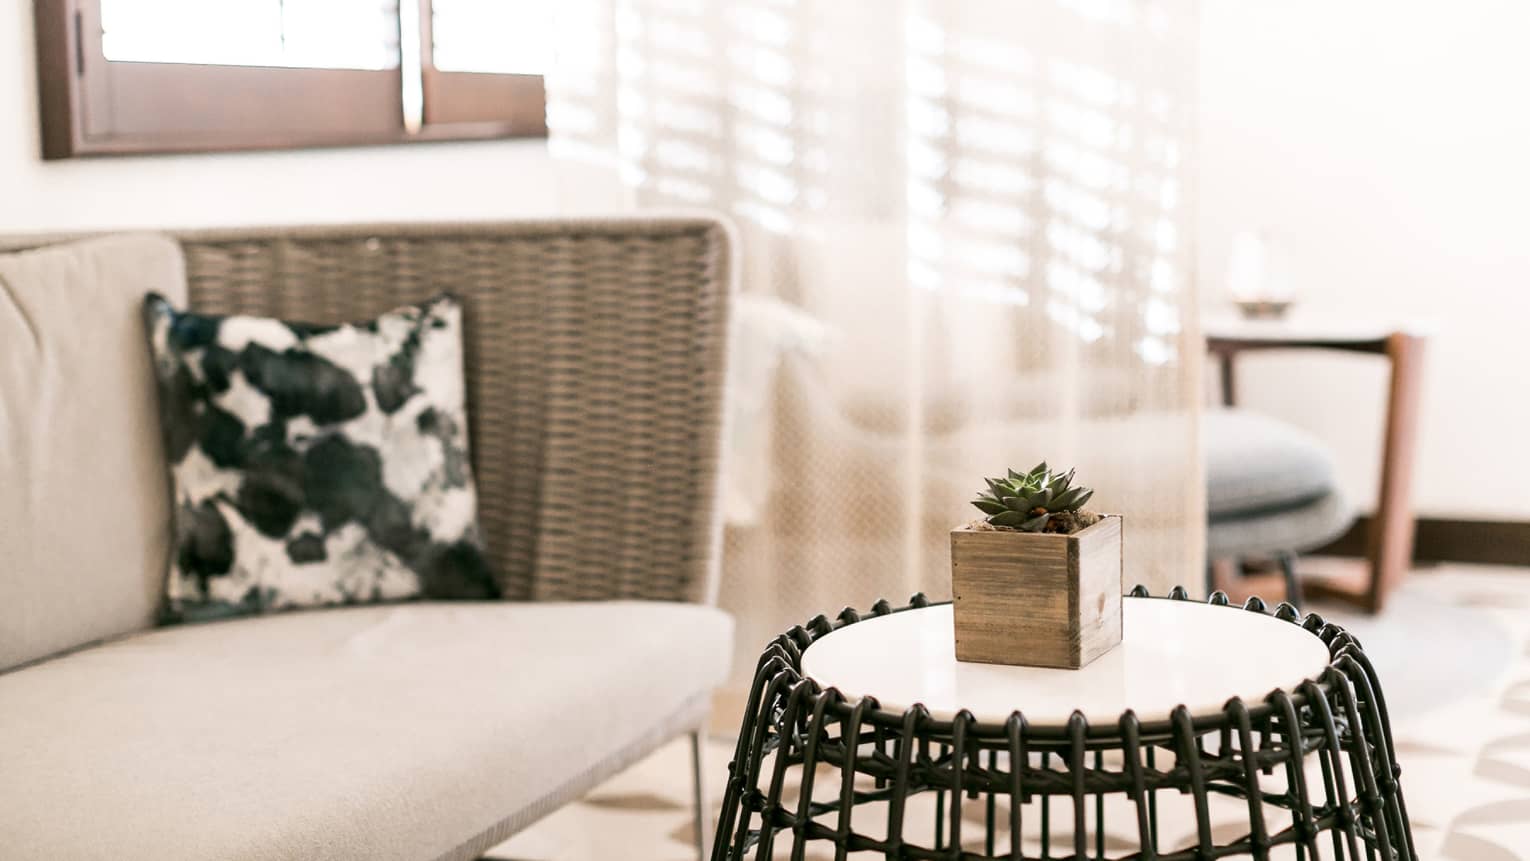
[143,293,498,622]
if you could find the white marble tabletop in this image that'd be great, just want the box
[800,599,1333,725]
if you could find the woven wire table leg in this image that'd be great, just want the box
[1040,750,1052,858]
[1006,714,1026,860]
[1344,651,1417,861]
[1271,689,1322,860]
[789,691,838,859]
[884,708,922,859]
[1068,714,1088,859]
[833,697,873,859]
[1229,699,1273,860]
[1147,740,1160,852]
[1332,659,1404,861]
[933,742,946,850]
[753,681,812,861]
[985,748,998,857]
[1094,748,1106,861]
[1303,678,1365,861]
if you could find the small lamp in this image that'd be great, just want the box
[1226,229,1293,319]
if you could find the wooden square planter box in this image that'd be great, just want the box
[951,514,1123,670]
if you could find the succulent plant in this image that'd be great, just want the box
[971,462,1095,532]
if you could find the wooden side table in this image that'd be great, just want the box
[1205,317,1428,613]
[714,592,1415,860]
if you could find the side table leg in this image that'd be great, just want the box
[1306,331,1427,613]
[690,728,712,861]
[1278,552,1303,609]
[1366,333,1426,612]
[1219,351,1237,407]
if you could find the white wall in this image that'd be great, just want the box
[0,0,622,234]
[1197,0,1530,520]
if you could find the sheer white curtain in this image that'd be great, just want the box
[549,0,1203,672]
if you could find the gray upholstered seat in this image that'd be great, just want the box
[0,601,732,861]
[1204,409,1354,586]
[1207,488,1352,558]
[1205,408,1337,519]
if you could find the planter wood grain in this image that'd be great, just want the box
[950,514,1123,670]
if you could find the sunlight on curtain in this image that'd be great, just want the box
[549,0,1203,675]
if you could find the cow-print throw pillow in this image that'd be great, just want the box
[143,293,498,623]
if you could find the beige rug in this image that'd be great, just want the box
[487,563,1530,860]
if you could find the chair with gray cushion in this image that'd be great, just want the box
[1204,408,1354,605]
[0,219,735,861]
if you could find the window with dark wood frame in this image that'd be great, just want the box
[33,0,547,159]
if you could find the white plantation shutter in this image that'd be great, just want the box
[431,0,552,74]
[101,0,403,70]
[99,0,550,75]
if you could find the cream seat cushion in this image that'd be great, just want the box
[0,600,733,861]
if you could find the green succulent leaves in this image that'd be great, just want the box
[971,462,1094,532]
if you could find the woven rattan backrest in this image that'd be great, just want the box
[1,219,734,605]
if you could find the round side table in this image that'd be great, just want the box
[712,588,1414,860]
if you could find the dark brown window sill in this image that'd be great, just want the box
[50,121,548,160]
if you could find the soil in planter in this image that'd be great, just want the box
[967,510,1104,535]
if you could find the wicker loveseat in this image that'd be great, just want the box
[0,218,735,860]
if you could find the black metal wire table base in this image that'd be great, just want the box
[712,588,1414,860]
